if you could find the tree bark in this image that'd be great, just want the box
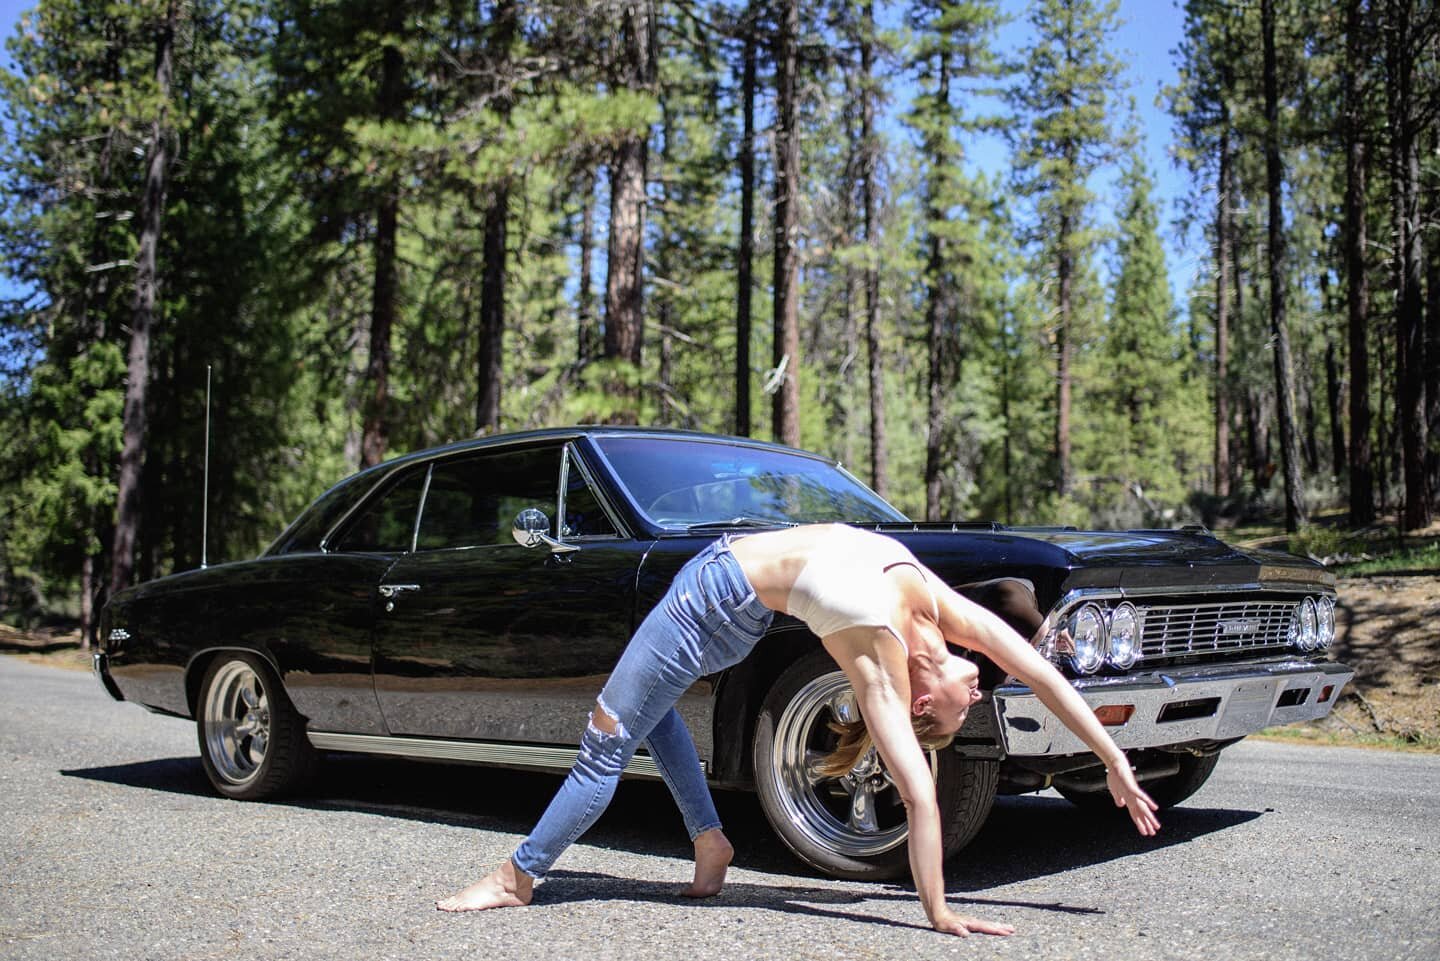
[924,49,953,521]
[1261,0,1308,532]
[112,1,177,594]
[771,0,801,447]
[475,188,506,432]
[735,16,756,437]
[1385,0,1433,530]
[359,6,405,469]
[475,0,517,434]
[1056,205,1074,500]
[1214,127,1233,499]
[1345,0,1374,524]
[1426,129,1440,505]
[605,135,647,366]
[1326,338,1346,480]
[603,0,654,373]
[860,3,886,499]
[577,170,597,363]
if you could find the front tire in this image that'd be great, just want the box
[1057,751,1221,811]
[196,652,313,800]
[752,650,998,880]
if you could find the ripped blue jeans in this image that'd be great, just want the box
[511,536,773,880]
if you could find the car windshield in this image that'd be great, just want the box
[594,436,907,529]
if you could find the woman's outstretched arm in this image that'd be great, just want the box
[826,637,1015,937]
[935,586,1162,836]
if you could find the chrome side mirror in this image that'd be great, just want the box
[512,508,579,554]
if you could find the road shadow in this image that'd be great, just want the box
[60,751,1261,906]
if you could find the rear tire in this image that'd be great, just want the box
[196,652,313,800]
[752,650,998,880]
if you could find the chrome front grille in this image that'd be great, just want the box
[1138,600,1297,661]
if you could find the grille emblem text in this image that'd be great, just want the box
[1219,619,1260,636]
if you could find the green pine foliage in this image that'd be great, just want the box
[2,0,1433,619]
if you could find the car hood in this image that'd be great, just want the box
[872,523,1331,604]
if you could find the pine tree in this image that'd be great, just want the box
[1010,0,1125,503]
[905,0,1008,519]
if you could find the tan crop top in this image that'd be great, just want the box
[785,525,939,646]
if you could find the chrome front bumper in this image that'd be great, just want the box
[992,658,1354,757]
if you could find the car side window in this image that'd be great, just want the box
[330,468,427,553]
[563,460,618,538]
[416,446,561,551]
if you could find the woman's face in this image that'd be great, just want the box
[934,656,983,735]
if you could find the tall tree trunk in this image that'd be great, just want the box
[1426,129,1440,505]
[1326,339,1347,479]
[771,0,801,446]
[605,135,647,367]
[1386,0,1433,530]
[1262,0,1307,532]
[1056,206,1074,500]
[656,101,676,426]
[924,50,953,521]
[475,0,517,434]
[359,7,405,469]
[112,1,177,594]
[577,170,597,364]
[735,15,756,437]
[475,189,506,432]
[1345,0,1374,524]
[1000,330,1015,524]
[860,2,886,498]
[79,553,94,651]
[603,0,654,377]
[361,185,399,467]
[1215,127,1233,499]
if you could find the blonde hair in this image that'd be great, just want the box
[816,711,955,778]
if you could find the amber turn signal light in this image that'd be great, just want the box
[1093,704,1135,726]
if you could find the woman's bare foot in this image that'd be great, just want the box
[680,828,733,898]
[436,859,534,912]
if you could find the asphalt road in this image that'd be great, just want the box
[3,656,1436,961]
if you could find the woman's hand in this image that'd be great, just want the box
[930,906,1016,937]
[1106,764,1161,836]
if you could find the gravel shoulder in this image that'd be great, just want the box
[1274,573,1440,750]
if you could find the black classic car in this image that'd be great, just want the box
[95,427,1353,879]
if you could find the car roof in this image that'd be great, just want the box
[354,426,838,481]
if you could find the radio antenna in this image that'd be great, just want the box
[201,364,211,570]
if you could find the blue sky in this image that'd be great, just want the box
[0,0,1197,305]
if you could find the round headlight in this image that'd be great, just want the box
[1299,597,1319,651]
[1107,603,1142,670]
[1069,603,1107,674]
[1316,596,1335,649]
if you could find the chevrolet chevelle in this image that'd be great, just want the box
[96,428,1353,878]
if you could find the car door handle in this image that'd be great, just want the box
[378,583,421,598]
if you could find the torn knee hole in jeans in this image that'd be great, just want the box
[588,697,626,740]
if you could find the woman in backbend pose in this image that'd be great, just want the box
[438,524,1160,936]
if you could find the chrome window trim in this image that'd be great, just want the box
[319,433,592,553]
[557,442,572,538]
[564,440,632,539]
[409,463,434,554]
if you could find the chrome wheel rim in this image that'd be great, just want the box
[203,661,271,786]
[769,669,936,858]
